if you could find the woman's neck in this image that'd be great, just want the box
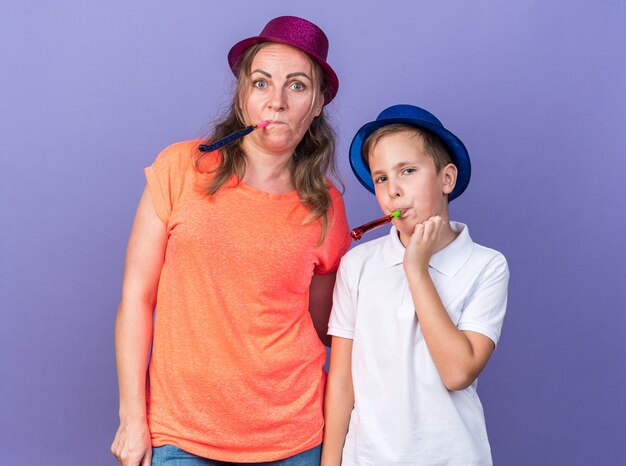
[240,140,295,193]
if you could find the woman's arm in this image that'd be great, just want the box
[111,185,167,466]
[404,217,495,391]
[308,272,337,347]
[321,336,354,466]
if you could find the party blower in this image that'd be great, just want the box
[199,121,270,152]
[351,210,401,240]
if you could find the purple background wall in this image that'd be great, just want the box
[1,1,625,464]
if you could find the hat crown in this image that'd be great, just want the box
[260,16,329,60]
[377,104,443,128]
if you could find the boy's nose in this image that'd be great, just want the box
[387,180,402,198]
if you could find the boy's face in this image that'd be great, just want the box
[368,131,456,245]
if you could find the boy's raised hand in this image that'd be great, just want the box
[403,216,445,275]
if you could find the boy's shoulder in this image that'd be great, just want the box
[349,232,389,251]
[342,232,389,265]
[425,221,509,284]
[468,240,508,273]
[447,221,508,267]
[459,232,509,286]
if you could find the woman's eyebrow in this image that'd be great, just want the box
[250,69,311,81]
[250,69,271,77]
[286,72,312,81]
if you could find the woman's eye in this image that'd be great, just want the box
[253,80,267,89]
[291,82,305,91]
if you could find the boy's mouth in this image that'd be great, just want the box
[392,208,409,218]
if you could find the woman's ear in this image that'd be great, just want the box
[313,92,324,118]
[442,163,458,195]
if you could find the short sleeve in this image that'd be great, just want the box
[313,186,351,275]
[144,141,197,225]
[457,253,509,346]
[327,254,356,339]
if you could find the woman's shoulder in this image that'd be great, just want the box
[151,139,216,174]
[156,139,203,162]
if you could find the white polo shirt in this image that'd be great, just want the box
[328,222,509,466]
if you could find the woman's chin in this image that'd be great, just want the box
[258,136,298,154]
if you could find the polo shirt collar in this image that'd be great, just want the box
[382,225,406,268]
[382,221,474,277]
[430,221,474,277]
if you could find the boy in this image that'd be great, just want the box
[322,105,509,466]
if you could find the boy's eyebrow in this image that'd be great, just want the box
[371,161,416,176]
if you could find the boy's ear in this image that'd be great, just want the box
[441,163,458,195]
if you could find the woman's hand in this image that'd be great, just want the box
[403,216,445,276]
[111,418,152,466]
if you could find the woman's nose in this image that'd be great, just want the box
[268,87,287,111]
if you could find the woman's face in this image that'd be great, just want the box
[240,43,324,155]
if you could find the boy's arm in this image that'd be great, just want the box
[404,217,495,391]
[322,336,354,466]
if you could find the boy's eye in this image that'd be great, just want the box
[290,82,305,91]
[401,167,416,175]
[374,176,387,184]
[252,80,268,89]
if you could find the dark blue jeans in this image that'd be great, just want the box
[151,444,321,466]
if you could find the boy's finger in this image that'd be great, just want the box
[422,220,434,239]
[432,217,443,235]
[413,223,425,239]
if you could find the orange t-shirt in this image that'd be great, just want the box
[144,140,350,462]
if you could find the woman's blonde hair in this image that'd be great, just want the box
[196,43,341,242]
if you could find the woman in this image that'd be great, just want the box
[111,16,349,466]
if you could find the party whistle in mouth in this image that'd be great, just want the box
[350,210,401,240]
[199,121,270,152]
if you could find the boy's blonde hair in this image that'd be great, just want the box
[362,124,454,173]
